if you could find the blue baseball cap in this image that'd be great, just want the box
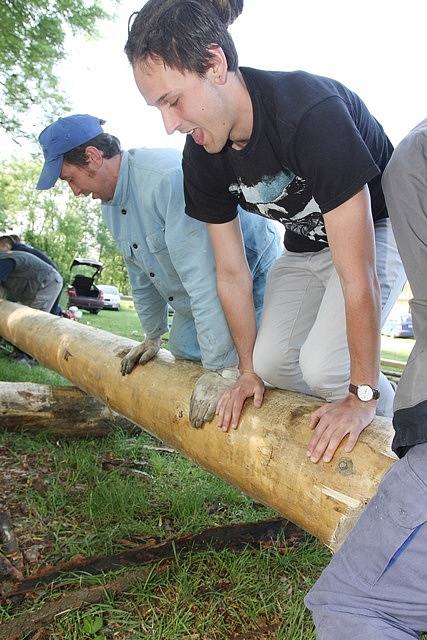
[36,114,105,190]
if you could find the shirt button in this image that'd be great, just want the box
[121,208,127,215]
[149,272,155,277]
[132,243,138,249]
[168,296,173,301]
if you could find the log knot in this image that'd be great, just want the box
[336,458,354,476]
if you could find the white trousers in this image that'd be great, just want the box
[253,219,407,416]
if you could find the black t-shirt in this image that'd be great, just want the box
[183,68,393,252]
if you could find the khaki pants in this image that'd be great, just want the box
[253,218,406,417]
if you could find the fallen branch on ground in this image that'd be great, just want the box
[0,564,169,640]
[2,518,304,599]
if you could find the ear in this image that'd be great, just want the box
[206,46,229,85]
[84,145,104,168]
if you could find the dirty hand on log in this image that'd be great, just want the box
[120,337,161,375]
[307,394,376,463]
[189,368,239,428]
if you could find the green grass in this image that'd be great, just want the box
[0,304,411,638]
[0,351,69,385]
[78,299,145,341]
[0,427,327,639]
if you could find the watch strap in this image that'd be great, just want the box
[349,383,380,401]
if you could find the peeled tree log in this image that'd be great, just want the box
[0,300,396,550]
[0,382,135,437]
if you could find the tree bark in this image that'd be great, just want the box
[0,382,137,437]
[0,301,396,550]
[3,518,302,598]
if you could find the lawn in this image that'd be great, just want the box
[0,302,408,639]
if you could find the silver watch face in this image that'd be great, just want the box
[357,384,374,401]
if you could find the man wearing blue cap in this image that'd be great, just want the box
[37,114,281,428]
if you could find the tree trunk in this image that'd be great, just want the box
[0,300,396,550]
[0,382,136,437]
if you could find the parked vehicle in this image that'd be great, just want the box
[381,312,414,338]
[67,258,104,314]
[97,284,121,310]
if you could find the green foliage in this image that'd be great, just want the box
[0,0,113,135]
[81,615,104,637]
[96,218,131,294]
[0,159,131,293]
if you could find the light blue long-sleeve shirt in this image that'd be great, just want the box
[102,148,281,370]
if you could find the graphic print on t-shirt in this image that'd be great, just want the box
[229,169,327,245]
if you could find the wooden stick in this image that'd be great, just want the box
[0,565,168,640]
[2,519,302,598]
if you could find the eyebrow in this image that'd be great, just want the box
[154,92,173,107]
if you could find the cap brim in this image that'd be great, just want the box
[36,156,63,190]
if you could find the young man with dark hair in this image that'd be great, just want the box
[37,114,281,427]
[305,120,427,639]
[126,0,406,461]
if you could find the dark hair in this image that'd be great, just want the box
[0,236,13,250]
[125,0,244,74]
[63,131,122,167]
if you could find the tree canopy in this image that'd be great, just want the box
[0,0,112,136]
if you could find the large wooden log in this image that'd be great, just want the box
[0,382,135,437]
[0,300,396,550]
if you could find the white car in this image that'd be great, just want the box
[97,284,121,310]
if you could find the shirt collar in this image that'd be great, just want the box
[105,151,129,207]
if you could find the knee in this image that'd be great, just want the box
[299,346,323,394]
[299,345,343,399]
[253,340,279,384]
[253,339,300,388]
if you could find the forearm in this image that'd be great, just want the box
[343,274,381,387]
[217,272,256,372]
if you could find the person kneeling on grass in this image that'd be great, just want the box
[36,114,281,427]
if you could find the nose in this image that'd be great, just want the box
[70,184,81,197]
[161,106,181,135]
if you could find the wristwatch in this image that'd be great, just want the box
[348,383,380,402]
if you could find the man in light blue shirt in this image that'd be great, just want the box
[36,114,281,426]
